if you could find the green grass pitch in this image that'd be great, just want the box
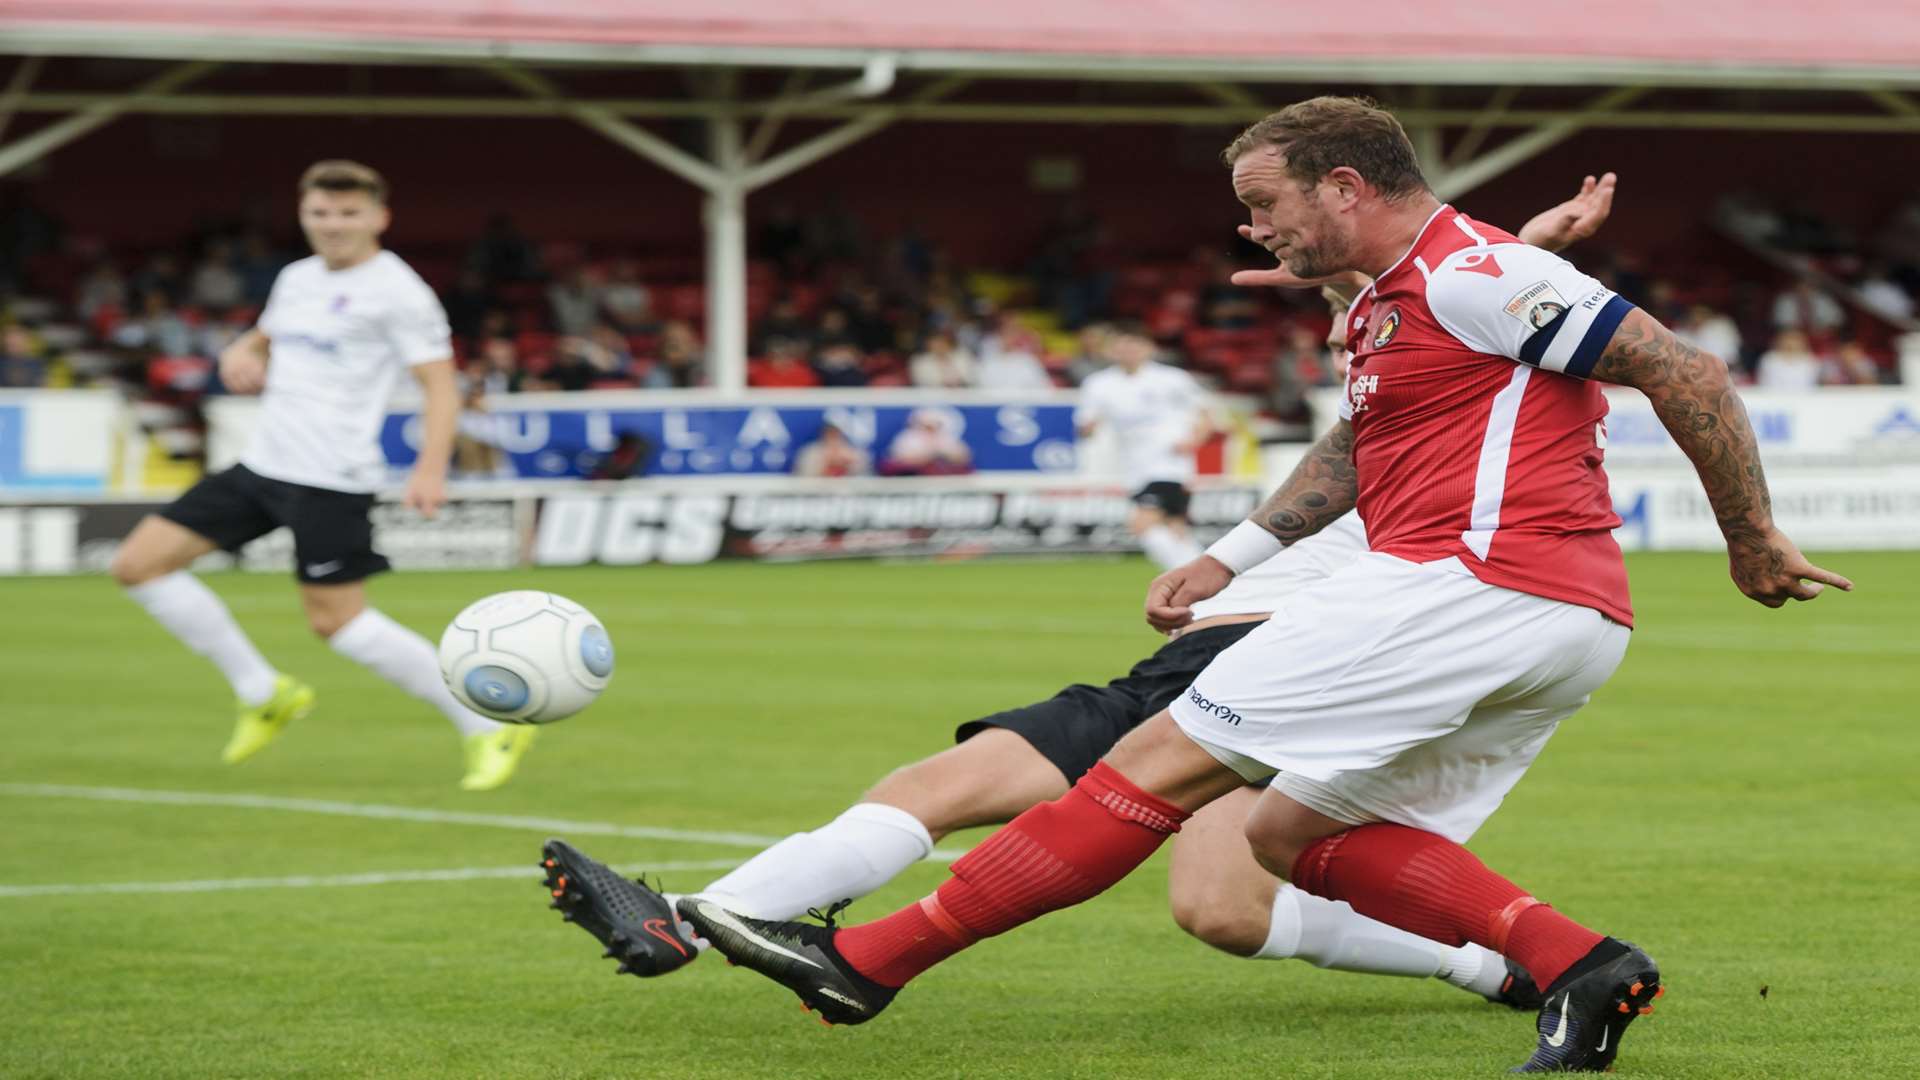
[3,552,1917,1079]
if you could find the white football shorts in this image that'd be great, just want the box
[1168,552,1630,843]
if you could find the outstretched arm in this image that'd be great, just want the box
[1517,173,1616,253]
[1588,309,1851,606]
[1144,420,1357,632]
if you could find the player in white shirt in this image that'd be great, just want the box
[109,160,537,791]
[1075,326,1216,569]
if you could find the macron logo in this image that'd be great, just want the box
[1187,687,1244,726]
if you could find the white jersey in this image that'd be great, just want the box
[1076,362,1208,488]
[1190,511,1369,620]
[243,250,450,493]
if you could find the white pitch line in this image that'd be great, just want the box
[0,783,783,847]
[0,860,744,899]
[0,782,968,860]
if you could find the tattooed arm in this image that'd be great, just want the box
[1255,418,1359,543]
[1589,308,1851,606]
[1144,420,1358,631]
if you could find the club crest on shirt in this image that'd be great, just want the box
[1371,308,1401,349]
[1503,281,1568,329]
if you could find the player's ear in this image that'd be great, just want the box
[1323,166,1366,210]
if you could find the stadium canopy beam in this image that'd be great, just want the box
[0,56,46,143]
[486,57,928,393]
[17,92,1920,135]
[1432,85,1648,201]
[0,60,217,180]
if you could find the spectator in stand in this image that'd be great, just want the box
[881,407,973,475]
[236,232,284,306]
[548,266,602,337]
[1771,280,1846,338]
[749,336,821,389]
[814,307,858,350]
[468,213,541,284]
[600,259,657,334]
[1853,260,1915,323]
[812,342,870,388]
[976,317,1052,391]
[655,320,705,388]
[845,285,895,353]
[1,323,48,387]
[1199,248,1260,329]
[442,269,493,340]
[909,330,977,389]
[1829,341,1886,386]
[129,253,183,305]
[1064,323,1112,387]
[112,290,193,357]
[474,336,524,396]
[754,296,811,354]
[586,323,637,384]
[793,421,873,477]
[75,261,127,323]
[1755,329,1823,390]
[189,240,245,311]
[1674,303,1743,373]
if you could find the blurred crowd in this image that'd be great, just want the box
[1,194,1915,461]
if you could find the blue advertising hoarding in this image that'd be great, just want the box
[381,401,1080,478]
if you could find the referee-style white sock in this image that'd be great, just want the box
[1257,883,1456,978]
[328,607,501,737]
[1138,525,1203,570]
[695,802,936,922]
[125,571,279,706]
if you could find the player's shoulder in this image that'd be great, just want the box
[1081,366,1121,390]
[368,251,443,305]
[1145,361,1201,388]
[1424,240,1591,324]
[273,254,327,284]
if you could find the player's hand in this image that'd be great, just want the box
[218,349,267,394]
[404,469,447,519]
[1517,172,1617,253]
[1728,525,1852,607]
[1228,228,1372,294]
[1145,555,1235,633]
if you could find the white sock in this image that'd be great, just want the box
[328,608,501,737]
[694,802,935,920]
[126,571,278,705]
[1256,883,1452,978]
[1138,525,1203,569]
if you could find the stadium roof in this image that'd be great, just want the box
[8,0,1920,88]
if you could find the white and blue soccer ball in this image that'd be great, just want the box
[438,591,613,725]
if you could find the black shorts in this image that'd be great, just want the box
[159,464,390,585]
[955,620,1263,784]
[1132,481,1191,519]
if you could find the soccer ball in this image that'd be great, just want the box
[438,591,613,725]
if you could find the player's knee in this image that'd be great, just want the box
[1168,885,1264,956]
[1242,817,1307,883]
[109,541,174,588]
[303,604,355,640]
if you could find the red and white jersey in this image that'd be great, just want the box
[1341,205,1636,625]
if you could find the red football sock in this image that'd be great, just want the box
[1291,823,1603,990]
[837,761,1188,987]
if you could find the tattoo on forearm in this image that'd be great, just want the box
[1258,420,1359,543]
[1588,311,1780,577]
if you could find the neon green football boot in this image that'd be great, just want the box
[461,726,539,791]
[221,675,315,764]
